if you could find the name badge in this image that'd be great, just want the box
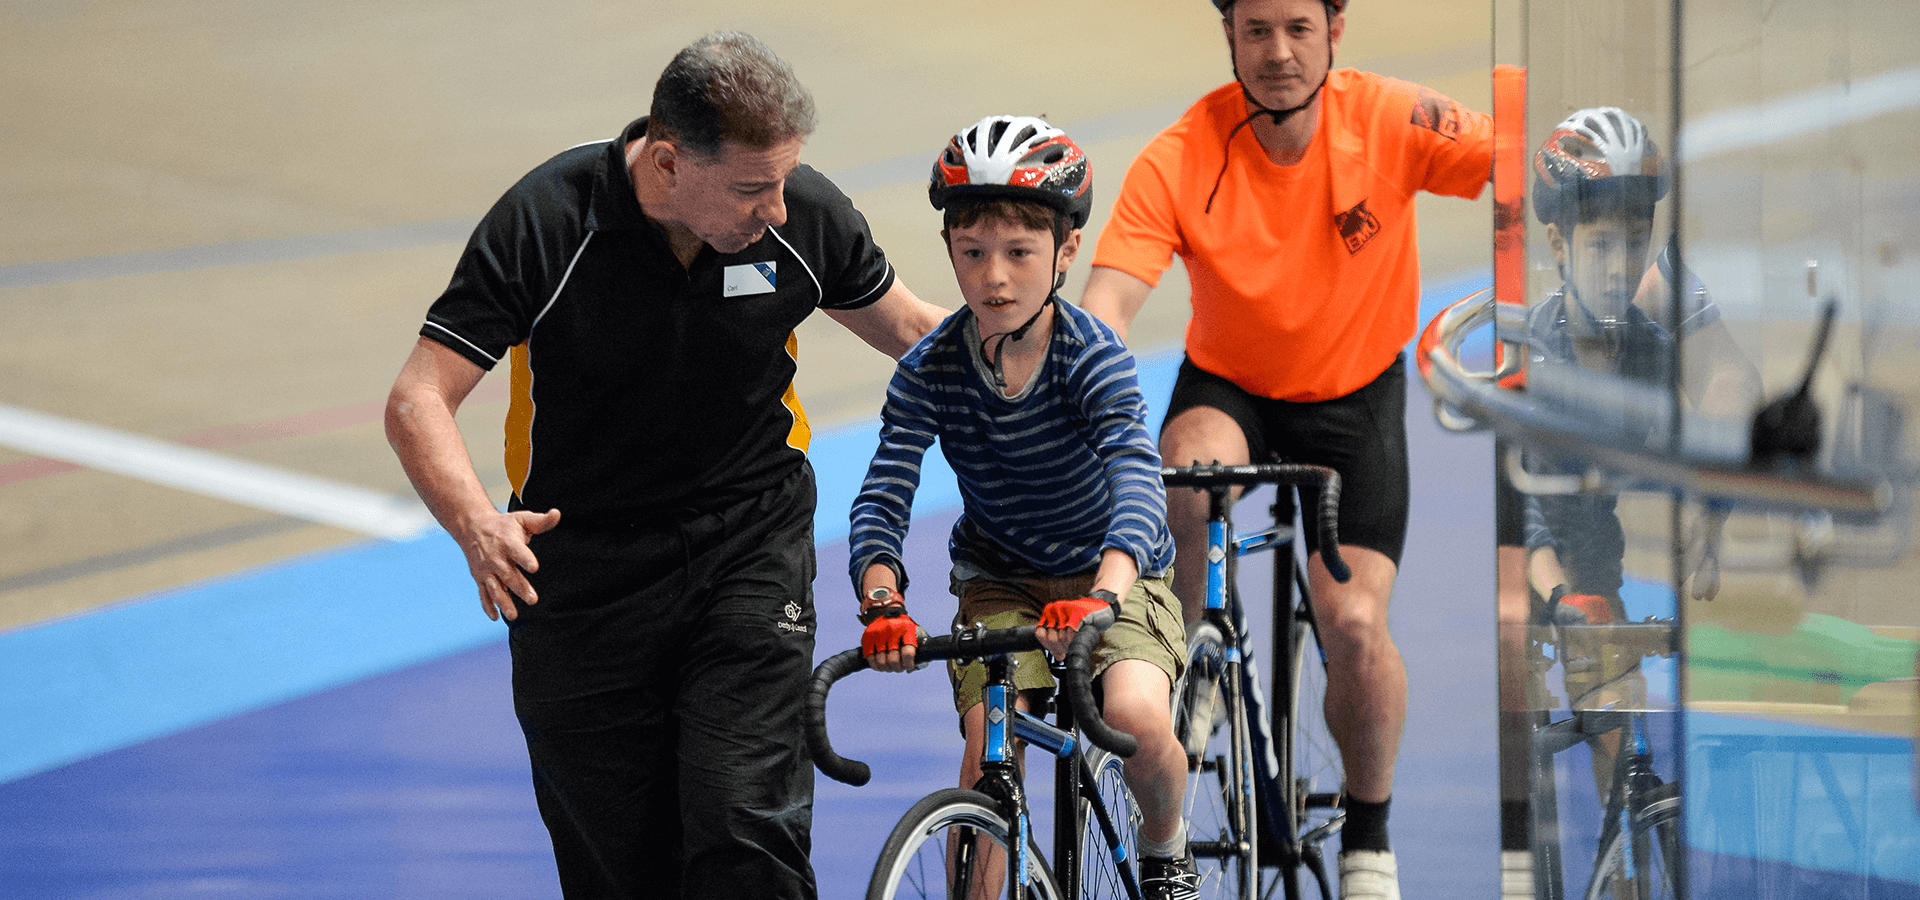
[723,262,777,297]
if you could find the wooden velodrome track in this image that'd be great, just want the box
[0,0,1491,629]
[0,1,1509,896]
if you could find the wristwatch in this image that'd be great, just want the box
[858,586,905,625]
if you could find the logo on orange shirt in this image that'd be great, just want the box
[1411,89,1462,141]
[1335,201,1381,255]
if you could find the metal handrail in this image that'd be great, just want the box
[1416,290,1897,520]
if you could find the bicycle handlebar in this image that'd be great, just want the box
[1161,462,1352,583]
[1061,607,1139,758]
[805,648,876,786]
[806,617,1136,787]
[1534,618,1679,659]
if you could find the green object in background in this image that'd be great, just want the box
[1688,614,1917,705]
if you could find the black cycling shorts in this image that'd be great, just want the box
[1164,354,1410,566]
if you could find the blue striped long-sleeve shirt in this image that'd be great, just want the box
[848,299,1175,592]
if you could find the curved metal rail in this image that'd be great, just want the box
[1415,289,1902,521]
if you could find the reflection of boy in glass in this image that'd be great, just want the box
[1494,107,1760,882]
[1522,106,1672,630]
[1529,107,1757,413]
[1519,107,1759,626]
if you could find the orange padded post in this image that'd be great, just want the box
[1491,64,1527,388]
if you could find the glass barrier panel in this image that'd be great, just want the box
[1484,1,1920,897]
[1677,0,1920,896]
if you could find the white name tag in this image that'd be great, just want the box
[722,262,777,297]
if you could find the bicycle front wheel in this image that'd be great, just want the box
[1585,781,1681,900]
[868,788,1060,900]
[1175,622,1258,900]
[1078,749,1141,900]
[1280,606,1345,900]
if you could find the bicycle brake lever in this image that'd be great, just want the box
[1750,297,1837,469]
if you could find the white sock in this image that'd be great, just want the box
[1139,831,1187,860]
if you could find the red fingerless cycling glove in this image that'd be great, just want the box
[1039,594,1116,632]
[861,610,921,656]
[1554,592,1615,625]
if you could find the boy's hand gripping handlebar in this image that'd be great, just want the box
[1059,605,1139,759]
[805,616,1138,787]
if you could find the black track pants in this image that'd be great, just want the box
[508,464,819,900]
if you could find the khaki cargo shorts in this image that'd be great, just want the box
[947,569,1186,717]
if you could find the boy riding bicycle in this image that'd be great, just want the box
[1494,109,1761,886]
[1515,106,1758,687]
[849,115,1199,900]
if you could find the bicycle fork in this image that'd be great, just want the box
[1189,507,1266,883]
[1585,717,1667,900]
[970,662,1047,900]
[971,657,1140,900]
[1038,659,1141,900]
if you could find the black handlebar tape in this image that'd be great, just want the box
[1062,610,1138,758]
[919,624,1041,662]
[810,620,1139,781]
[1313,470,1351,584]
[805,648,872,786]
[806,626,1049,785]
[1159,463,1352,584]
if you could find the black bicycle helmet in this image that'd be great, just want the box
[928,115,1093,229]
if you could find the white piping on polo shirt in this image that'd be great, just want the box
[764,225,896,309]
[763,226,824,304]
[512,233,596,501]
[422,321,499,365]
[848,258,895,306]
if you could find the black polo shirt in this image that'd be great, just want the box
[421,117,896,522]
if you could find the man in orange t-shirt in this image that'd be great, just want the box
[1081,0,1491,895]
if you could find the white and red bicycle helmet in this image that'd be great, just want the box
[928,115,1092,229]
[1531,106,1670,227]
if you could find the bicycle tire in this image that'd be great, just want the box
[1174,622,1258,900]
[1078,749,1141,900]
[868,788,1060,900]
[1584,781,1681,900]
[1278,604,1344,900]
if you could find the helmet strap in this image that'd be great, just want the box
[1560,274,1621,353]
[1208,31,1335,213]
[983,294,1056,391]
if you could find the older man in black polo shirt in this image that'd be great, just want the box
[384,32,944,900]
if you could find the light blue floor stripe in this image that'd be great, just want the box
[0,530,488,782]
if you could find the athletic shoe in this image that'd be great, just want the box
[1339,849,1401,900]
[1501,849,1534,900]
[1140,852,1201,900]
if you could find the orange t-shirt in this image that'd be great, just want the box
[1094,70,1492,401]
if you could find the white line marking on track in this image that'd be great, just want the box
[0,403,435,540]
[1681,63,1920,161]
